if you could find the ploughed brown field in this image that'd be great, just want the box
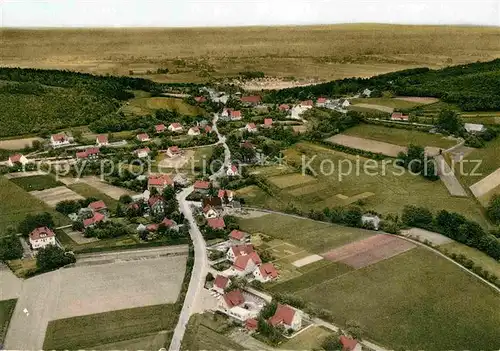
[2,24,500,83]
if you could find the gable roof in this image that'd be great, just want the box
[214,274,230,289]
[207,217,225,229]
[9,154,24,163]
[230,110,242,118]
[205,125,213,133]
[279,104,290,111]
[300,100,313,106]
[51,133,67,142]
[229,230,246,240]
[317,97,327,103]
[194,96,207,103]
[246,123,257,129]
[259,263,278,279]
[148,174,173,187]
[245,318,258,330]
[202,196,222,208]
[161,218,175,227]
[168,145,180,154]
[137,133,150,141]
[340,336,359,351]
[88,200,107,211]
[170,123,183,129]
[269,304,296,327]
[29,226,55,241]
[96,135,108,143]
[222,289,245,308]
[76,151,88,159]
[230,244,254,257]
[135,147,151,155]
[155,124,166,132]
[148,195,165,207]
[194,180,211,189]
[189,126,200,133]
[218,189,234,199]
[83,212,105,228]
[264,118,273,126]
[241,95,262,104]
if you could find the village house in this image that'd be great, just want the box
[136,133,151,142]
[207,217,225,230]
[316,97,328,107]
[194,96,207,103]
[204,125,213,133]
[212,274,230,294]
[96,134,109,147]
[253,262,279,283]
[7,153,28,167]
[268,304,302,331]
[202,196,223,209]
[464,123,486,134]
[227,244,254,261]
[278,104,290,112]
[230,110,242,121]
[240,140,256,150]
[194,180,211,193]
[135,147,151,158]
[202,205,219,219]
[245,318,258,332]
[218,189,234,204]
[148,174,174,192]
[50,133,70,148]
[241,95,262,105]
[226,164,239,176]
[228,230,248,244]
[188,126,201,136]
[218,289,259,323]
[83,212,106,229]
[246,123,258,133]
[29,226,56,250]
[168,123,184,133]
[340,336,362,351]
[88,200,108,216]
[230,253,262,276]
[263,118,273,127]
[76,147,100,160]
[148,195,165,216]
[167,146,181,158]
[362,214,381,230]
[339,98,350,108]
[221,107,233,119]
[155,124,166,133]
[362,88,372,97]
[391,112,409,121]
[300,100,314,108]
[290,105,311,120]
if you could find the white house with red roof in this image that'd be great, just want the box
[207,217,225,230]
[263,118,273,127]
[218,289,259,322]
[193,180,211,192]
[391,112,409,121]
[227,244,254,261]
[316,97,328,106]
[83,212,106,229]
[300,100,314,108]
[226,164,239,177]
[167,146,181,158]
[253,262,279,283]
[230,110,242,121]
[340,336,362,351]
[202,205,219,219]
[135,147,151,158]
[148,174,173,192]
[168,123,183,132]
[246,123,258,133]
[29,227,56,249]
[50,133,70,148]
[212,274,230,294]
[148,195,165,215]
[230,252,262,277]
[155,124,166,133]
[76,147,100,160]
[136,133,151,142]
[221,107,233,118]
[218,189,234,203]
[96,134,109,147]
[7,154,28,167]
[268,304,302,331]
[279,104,290,112]
[188,126,201,136]
[88,200,108,215]
[241,95,262,105]
[228,230,248,244]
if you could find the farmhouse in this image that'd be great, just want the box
[464,123,486,134]
[188,126,201,136]
[135,147,151,158]
[50,133,70,148]
[212,274,230,294]
[96,135,109,146]
[83,212,106,229]
[268,304,302,331]
[148,195,165,216]
[148,174,174,192]
[167,146,181,158]
[391,112,409,121]
[155,124,166,133]
[227,244,255,261]
[168,123,184,132]
[218,189,234,203]
[218,289,259,323]
[136,133,151,142]
[229,230,248,244]
[29,226,56,250]
[7,153,28,167]
[88,200,108,215]
[194,180,211,192]
[227,164,239,176]
[207,217,225,230]
[253,262,278,283]
[340,336,362,351]
[246,123,258,133]
[241,95,262,105]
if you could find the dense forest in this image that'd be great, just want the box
[266,59,500,111]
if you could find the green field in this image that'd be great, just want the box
[279,326,335,350]
[440,242,500,277]
[67,183,118,209]
[240,143,488,226]
[343,124,456,149]
[0,176,70,235]
[351,97,426,110]
[9,174,63,192]
[56,228,140,252]
[181,313,244,351]
[0,299,17,345]
[457,137,500,188]
[237,214,373,253]
[43,304,178,350]
[124,96,205,117]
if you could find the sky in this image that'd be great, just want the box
[1,0,499,28]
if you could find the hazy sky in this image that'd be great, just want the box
[1,0,499,27]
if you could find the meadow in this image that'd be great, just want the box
[123,95,205,117]
[351,97,425,110]
[240,143,488,226]
[0,299,17,345]
[67,182,119,209]
[2,25,500,83]
[9,174,63,192]
[0,177,70,235]
[238,214,500,350]
[43,304,178,350]
[342,124,457,149]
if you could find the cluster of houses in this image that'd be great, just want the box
[135,122,213,143]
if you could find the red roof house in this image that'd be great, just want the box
[213,274,230,293]
[340,336,361,351]
[263,118,273,126]
[279,104,290,111]
[229,244,254,258]
[83,212,105,228]
[233,252,261,272]
[136,133,150,142]
[229,230,247,241]
[168,123,183,132]
[204,125,213,133]
[148,174,173,191]
[161,217,176,227]
[317,97,327,104]
[246,123,257,132]
[230,110,242,120]
[88,200,107,212]
[194,180,211,190]
[300,100,314,107]
[195,96,207,103]
[29,226,55,241]
[245,318,258,331]
[96,134,109,145]
[155,124,166,133]
[391,112,409,121]
[257,262,279,280]
[241,95,262,104]
[222,289,245,308]
[268,304,297,327]
[207,217,225,230]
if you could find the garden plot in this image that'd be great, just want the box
[326,134,405,157]
[60,176,137,200]
[30,186,84,207]
[322,234,416,269]
[158,150,194,169]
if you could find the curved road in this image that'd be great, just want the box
[168,113,232,351]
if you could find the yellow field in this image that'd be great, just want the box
[2,24,500,82]
[268,173,316,189]
[124,97,204,116]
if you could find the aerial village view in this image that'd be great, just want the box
[0,1,499,351]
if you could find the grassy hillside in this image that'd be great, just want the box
[1,25,499,83]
